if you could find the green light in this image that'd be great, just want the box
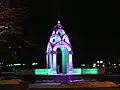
[55,36,59,43]
[34,69,52,75]
[47,69,52,75]
[59,46,67,73]
[73,68,81,75]
[81,68,98,75]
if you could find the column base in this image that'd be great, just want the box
[67,71,73,75]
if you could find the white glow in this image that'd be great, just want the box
[93,63,96,67]
[50,54,52,70]
[114,64,116,66]
[93,63,96,65]
[69,54,73,71]
[53,54,56,73]
[14,63,21,66]
[102,65,105,67]
[97,61,99,63]
[58,21,60,24]
[100,61,103,63]
[97,64,99,67]
[119,64,120,66]
[32,63,37,66]
[23,64,25,65]
[52,31,55,35]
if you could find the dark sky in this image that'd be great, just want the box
[11,1,120,66]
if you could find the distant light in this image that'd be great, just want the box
[119,64,120,66]
[13,51,16,55]
[100,61,103,63]
[14,63,21,66]
[102,65,105,67]
[81,64,85,66]
[93,63,96,65]
[4,26,8,29]
[0,26,4,28]
[114,64,116,66]
[32,63,36,66]
[9,47,11,48]
[97,64,99,67]
[18,45,21,48]
[23,64,25,66]
[97,61,99,63]
[93,63,96,67]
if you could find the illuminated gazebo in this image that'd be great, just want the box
[46,21,73,75]
[34,21,99,76]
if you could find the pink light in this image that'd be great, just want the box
[59,25,62,28]
[62,34,70,44]
[53,41,71,51]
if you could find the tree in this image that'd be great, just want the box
[0,2,23,35]
[0,1,35,64]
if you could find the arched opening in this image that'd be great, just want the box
[56,48,62,74]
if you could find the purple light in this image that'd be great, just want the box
[50,34,61,43]
[62,34,70,44]
[59,25,62,28]
[46,21,73,75]
[53,41,71,51]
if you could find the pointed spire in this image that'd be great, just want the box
[58,12,60,24]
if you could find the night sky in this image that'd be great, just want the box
[3,1,120,67]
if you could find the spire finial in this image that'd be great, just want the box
[58,12,60,24]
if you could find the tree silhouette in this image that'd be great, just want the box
[0,1,35,65]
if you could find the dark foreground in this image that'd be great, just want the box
[29,88,120,90]
[0,83,120,90]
